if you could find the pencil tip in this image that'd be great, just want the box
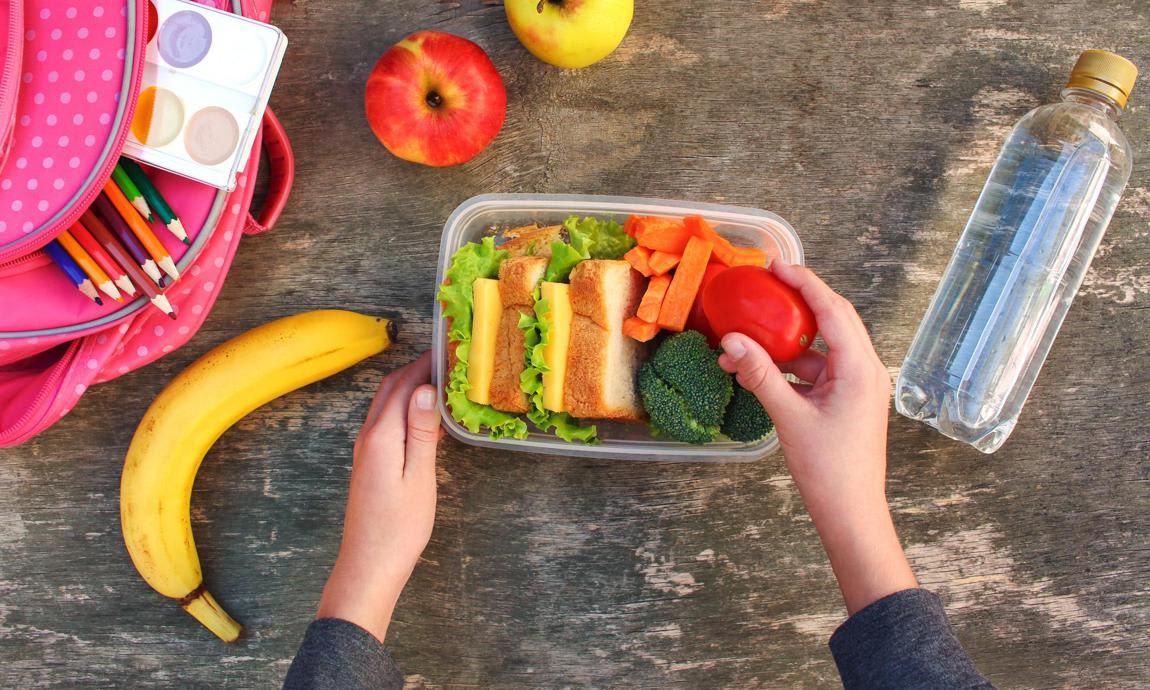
[169,312,178,320]
[95,297,104,305]
[183,238,191,245]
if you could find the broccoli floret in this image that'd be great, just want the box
[721,385,774,442]
[639,364,718,444]
[638,331,733,444]
[647,331,732,428]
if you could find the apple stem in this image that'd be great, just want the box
[425,91,444,109]
[539,0,564,12]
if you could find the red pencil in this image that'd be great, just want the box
[89,196,163,285]
[68,221,136,297]
[83,210,176,319]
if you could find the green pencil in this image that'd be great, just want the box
[119,158,190,245]
[111,164,154,221]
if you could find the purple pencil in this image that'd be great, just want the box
[89,195,163,284]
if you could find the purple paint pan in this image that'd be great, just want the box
[157,10,212,68]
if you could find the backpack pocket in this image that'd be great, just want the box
[0,0,147,262]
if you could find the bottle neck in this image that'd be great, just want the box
[1060,87,1123,120]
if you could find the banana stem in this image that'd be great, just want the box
[182,588,243,642]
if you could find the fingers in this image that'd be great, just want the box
[720,333,803,416]
[374,353,432,433]
[362,367,402,433]
[358,353,433,465]
[778,349,827,384]
[403,384,441,479]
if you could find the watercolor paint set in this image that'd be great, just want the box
[121,0,288,190]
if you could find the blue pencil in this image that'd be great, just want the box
[45,240,103,305]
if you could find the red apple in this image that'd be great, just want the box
[365,31,506,167]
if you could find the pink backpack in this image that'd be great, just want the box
[0,0,294,448]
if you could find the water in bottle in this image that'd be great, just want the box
[896,50,1138,453]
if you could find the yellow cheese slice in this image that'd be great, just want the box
[540,281,572,412]
[466,278,502,405]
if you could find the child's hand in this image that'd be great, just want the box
[718,262,916,614]
[316,352,441,642]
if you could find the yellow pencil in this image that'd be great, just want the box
[57,229,123,302]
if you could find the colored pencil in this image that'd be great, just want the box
[69,221,136,296]
[120,158,189,245]
[88,199,163,285]
[111,163,154,221]
[44,240,102,305]
[102,182,180,282]
[57,229,123,302]
[83,210,177,319]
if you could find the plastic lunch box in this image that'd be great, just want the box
[432,194,805,462]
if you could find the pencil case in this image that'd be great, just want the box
[0,0,294,448]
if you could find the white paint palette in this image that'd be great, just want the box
[121,0,287,190]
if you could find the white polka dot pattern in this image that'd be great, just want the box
[0,0,279,446]
[0,1,131,244]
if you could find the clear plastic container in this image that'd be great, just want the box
[432,194,804,462]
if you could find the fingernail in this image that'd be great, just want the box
[722,336,746,361]
[415,387,435,410]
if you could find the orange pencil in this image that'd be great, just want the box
[84,209,177,319]
[102,181,180,282]
[69,221,136,297]
[57,229,123,302]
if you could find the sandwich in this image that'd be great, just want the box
[439,216,643,442]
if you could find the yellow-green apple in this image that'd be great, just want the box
[505,0,633,69]
[365,31,506,166]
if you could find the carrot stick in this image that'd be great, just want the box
[684,215,739,266]
[657,236,713,332]
[625,245,653,277]
[637,275,672,322]
[624,316,661,342]
[724,247,770,267]
[647,251,681,276]
[634,217,692,253]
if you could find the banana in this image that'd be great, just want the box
[120,310,397,642]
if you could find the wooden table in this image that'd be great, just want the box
[3,1,1149,687]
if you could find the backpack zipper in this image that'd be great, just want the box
[0,340,78,445]
[0,2,23,154]
[0,247,49,274]
[0,189,227,336]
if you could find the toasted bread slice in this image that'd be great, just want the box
[489,256,548,413]
[564,260,646,421]
[501,224,564,258]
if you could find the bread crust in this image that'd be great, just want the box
[501,225,564,258]
[564,261,646,421]
[489,257,548,413]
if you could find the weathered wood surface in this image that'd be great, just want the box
[3,0,1150,687]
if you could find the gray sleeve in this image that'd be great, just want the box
[829,588,994,690]
[283,618,404,690]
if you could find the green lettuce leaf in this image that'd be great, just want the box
[438,238,528,440]
[438,237,504,342]
[544,216,635,283]
[517,291,599,444]
[563,215,635,260]
[543,240,586,283]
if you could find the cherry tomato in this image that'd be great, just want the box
[702,265,817,363]
[685,262,730,347]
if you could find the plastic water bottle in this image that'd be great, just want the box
[896,50,1138,453]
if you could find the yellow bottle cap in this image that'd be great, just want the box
[1066,49,1138,108]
